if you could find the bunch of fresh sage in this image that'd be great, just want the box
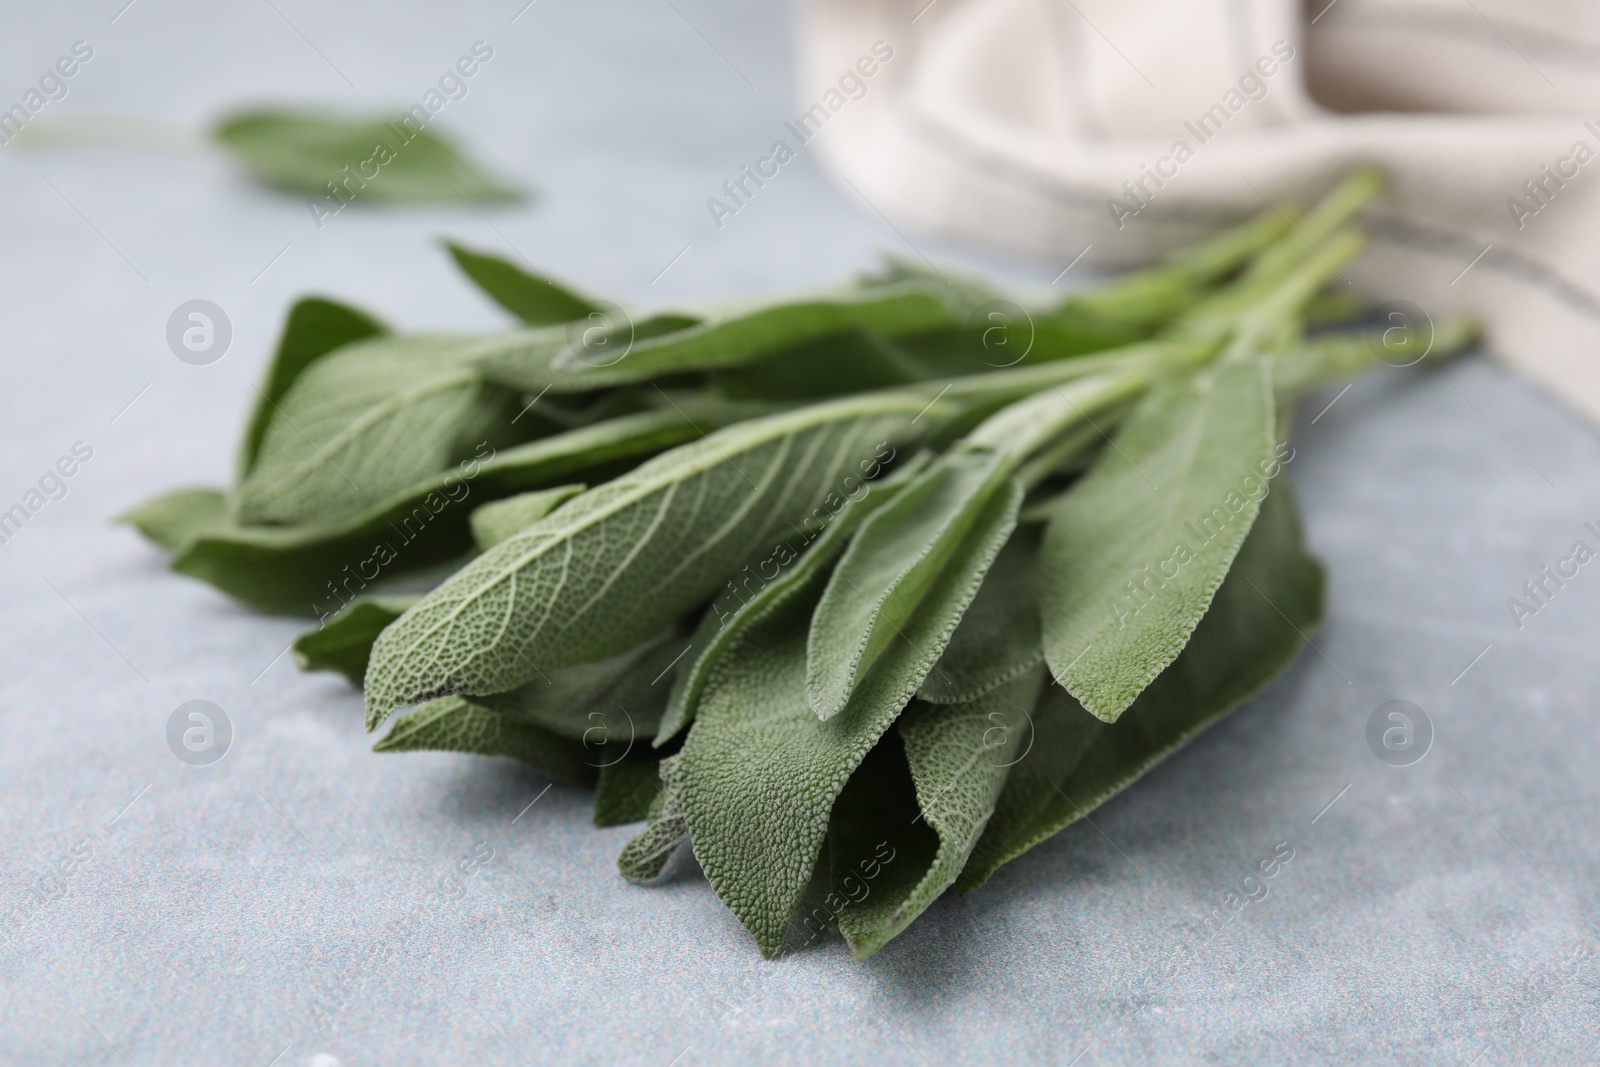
[125,170,1472,958]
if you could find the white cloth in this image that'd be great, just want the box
[798,0,1600,425]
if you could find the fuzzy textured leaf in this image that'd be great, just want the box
[678,477,1020,956]
[655,446,915,747]
[595,752,665,827]
[477,625,690,743]
[832,667,1045,956]
[807,374,1144,718]
[711,328,928,400]
[237,334,515,526]
[472,284,957,394]
[239,297,387,478]
[1040,357,1277,721]
[819,731,934,948]
[618,755,688,882]
[292,594,419,685]
[806,449,1012,718]
[916,526,1043,704]
[469,485,586,549]
[364,395,928,729]
[173,405,746,615]
[373,696,592,783]
[960,480,1323,890]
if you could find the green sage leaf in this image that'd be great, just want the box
[475,625,690,743]
[373,696,592,783]
[677,474,1020,956]
[960,479,1323,890]
[815,729,934,950]
[595,751,665,828]
[916,526,1042,704]
[469,485,586,549]
[1040,357,1277,721]
[117,488,230,552]
[175,406,746,615]
[832,666,1045,957]
[654,444,915,747]
[292,594,419,685]
[618,755,688,882]
[805,449,1014,719]
[445,241,599,326]
[237,334,514,526]
[364,394,930,729]
[471,284,958,394]
[710,328,928,400]
[239,297,387,480]
[808,372,1146,719]
[215,109,520,203]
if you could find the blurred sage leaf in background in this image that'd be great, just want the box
[214,108,522,205]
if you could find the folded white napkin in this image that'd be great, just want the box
[798,0,1600,424]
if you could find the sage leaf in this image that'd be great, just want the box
[237,334,516,526]
[117,488,229,552]
[816,730,933,950]
[373,696,593,783]
[655,447,921,747]
[832,666,1045,957]
[711,328,927,400]
[214,109,521,202]
[363,394,930,729]
[240,297,387,479]
[677,473,1020,956]
[1068,210,1288,328]
[856,254,1001,314]
[960,479,1323,890]
[595,751,665,827]
[292,594,419,685]
[469,485,586,549]
[173,405,745,614]
[445,241,599,326]
[916,526,1042,704]
[1040,357,1277,721]
[808,372,1146,719]
[471,283,958,394]
[476,625,690,743]
[894,317,1145,378]
[859,255,1140,357]
[805,450,1014,719]
[618,755,688,882]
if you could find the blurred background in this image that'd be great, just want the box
[2,2,1598,1065]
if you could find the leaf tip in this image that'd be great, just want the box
[805,685,847,721]
[363,691,397,734]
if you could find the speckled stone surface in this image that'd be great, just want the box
[2,2,1598,1064]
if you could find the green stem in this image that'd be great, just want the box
[1014,417,1119,490]
[7,113,206,151]
[1065,210,1289,327]
[1274,314,1479,395]
[930,339,1212,408]
[1238,167,1384,288]
[1303,290,1365,325]
[964,368,1151,463]
[1167,226,1367,354]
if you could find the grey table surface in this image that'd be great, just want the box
[3,2,1599,1064]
